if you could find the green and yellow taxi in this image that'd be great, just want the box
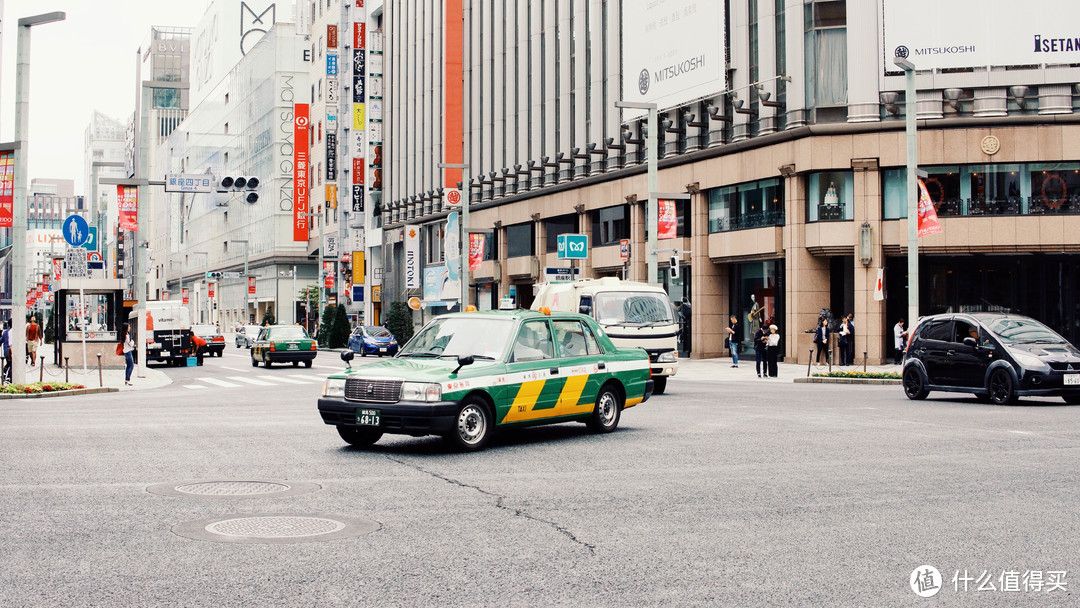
[318,309,654,451]
[250,324,318,368]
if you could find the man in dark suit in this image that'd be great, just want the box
[847,314,856,366]
[838,314,852,366]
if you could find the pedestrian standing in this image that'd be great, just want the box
[120,322,135,386]
[26,316,42,367]
[726,315,740,368]
[813,318,829,365]
[753,324,768,378]
[1,320,11,384]
[766,324,781,378]
[838,315,852,366]
[893,318,906,365]
[847,313,857,366]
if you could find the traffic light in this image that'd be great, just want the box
[215,176,261,206]
[669,252,680,280]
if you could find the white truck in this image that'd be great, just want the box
[532,277,679,394]
[128,301,194,367]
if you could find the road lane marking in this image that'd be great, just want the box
[221,366,250,372]
[258,375,309,384]
[227,376,275,386]
[197,377,243,388]
[288,375,327,383]
[184,385,209,389]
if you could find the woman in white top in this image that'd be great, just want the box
[893,318,905,365]
[765,324,781,378]
[120,322,135,386]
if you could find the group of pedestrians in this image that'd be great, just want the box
[725,315,781,378]
[1,317,45,384]
[811,314,859,366]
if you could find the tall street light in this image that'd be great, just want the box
[11,11,65,385]
[614,100,658,287]
[894,56,920,327]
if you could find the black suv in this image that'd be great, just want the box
[902,313,1080,405]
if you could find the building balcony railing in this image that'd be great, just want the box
[709,210,785,233]
[932,196,1080,217]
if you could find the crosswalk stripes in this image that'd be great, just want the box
[183,385,209,389]
[181,373,327,390]
[288,375,327,383]
[198,377,244,388]
[227,376,275,386]
[258,375,309,384]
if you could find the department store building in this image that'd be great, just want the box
[379,0,1080,362]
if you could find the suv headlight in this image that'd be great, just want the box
[1010,351,1048,370]
[401,382,442,402]
[658,351,678,363]
[322,378,346,398]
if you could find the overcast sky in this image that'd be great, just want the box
[0,0,210,194]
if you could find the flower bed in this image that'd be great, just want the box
[811,371,900,380]
[1,382,87,395]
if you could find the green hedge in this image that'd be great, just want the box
[811,371,901,380]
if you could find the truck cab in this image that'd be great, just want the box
[128,301,194,367]
[533,277,679,394]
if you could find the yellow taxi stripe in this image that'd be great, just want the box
[624,396,643,408]
[555,374,590,411]
[503,375,594,423]
[502,379,547,423]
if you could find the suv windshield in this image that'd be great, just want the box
[593,292,675,325]
[986,317,1066,345]
[399,317,514,359]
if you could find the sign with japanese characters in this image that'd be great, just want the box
[165,174,214,193]
[293,103,310,242]
[0,151,13,228]
[117,186,138,231]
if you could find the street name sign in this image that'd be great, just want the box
[166,174,214,193]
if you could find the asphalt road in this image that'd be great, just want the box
[1,357,1077,607]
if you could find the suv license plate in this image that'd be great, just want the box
[1065,374,1080,386]
[357,409,380,426]
[380,347,387,352]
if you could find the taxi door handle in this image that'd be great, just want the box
[597,362,606,370]
[549,368,559,375]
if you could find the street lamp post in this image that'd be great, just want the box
[11,11,65,385]
[190,252,208,322]
[894,56,920,327]
[437,163,471,309]
[614,101,659,287]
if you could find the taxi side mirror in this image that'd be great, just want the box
[452,355,475,375]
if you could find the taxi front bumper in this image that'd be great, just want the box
[318,398,460,437]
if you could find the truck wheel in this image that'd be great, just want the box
[652,377,667,395]
[586,383,622,433]
[337,426,382,448]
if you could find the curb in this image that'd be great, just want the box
[794,377,901,386]
[0,387,120,400]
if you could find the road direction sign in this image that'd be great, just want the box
[62,215,90,247]
[557,234,588,260]
[79,227,99,251]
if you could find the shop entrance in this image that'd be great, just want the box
[659,267,691,356]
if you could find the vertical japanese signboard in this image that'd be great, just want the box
[326,132,337,181]
[293,103,310,242]
[118,185,139,231]
[404,225,420,289]
[327,24,338,48]
[248,276,257,295]
[658,199,677,239]
[469,233,485,271]
[352,157,364,212]
[0,151,14,228]
[182,288,189,305]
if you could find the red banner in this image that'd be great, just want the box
[0,151,14,228]
[293,104,310,242]
[327,25,338,48]
[917,178,943,238]
[118,185,138,231]
[182,288,189,305]
[324,261,335,289]
[658,199,677,239]
[354,22,365,48]
[248,276,257,295]
[208,284,215,298]
[469,233,485,271]
[353,157,364,185]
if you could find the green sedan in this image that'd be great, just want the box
[317,309,654,451]
[251,325,318,368]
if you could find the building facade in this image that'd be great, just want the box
[378,0,1080,362]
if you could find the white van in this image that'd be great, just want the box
[533,277,679,394]
[128,301,193,366]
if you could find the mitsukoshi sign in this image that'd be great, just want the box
[621,0,725,119]
[882,0,1080,72]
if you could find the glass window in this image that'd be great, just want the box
[400,317,515,360]
[269,326,310,340]
[593,292,675,325]
[708,178,785,232]
[590,205,630,245]
[424,222,445,264]
[807,171,853,221]
[920,320,953,342]
[544,214,578,253]
[506,222,534,258]
[804,2,847,110]
[1030,164,1080,213]
[553,320,592,357]
[511,320,555,361]
[152,88,181,109]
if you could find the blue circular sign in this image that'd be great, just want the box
[63,215,90,247]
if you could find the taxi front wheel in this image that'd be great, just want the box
[445,398,491,452]
[586,384,622,433]
[337,425,382,448]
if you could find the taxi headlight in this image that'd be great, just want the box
[322,378,346,398]
[658,351,678,363]
[401,382,442,402]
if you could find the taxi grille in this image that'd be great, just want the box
[345,378,402,403]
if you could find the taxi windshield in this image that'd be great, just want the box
[399,317,514,359]
[268,326,309,340]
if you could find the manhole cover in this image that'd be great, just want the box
[173,513,380,544]
[147,480,320,499]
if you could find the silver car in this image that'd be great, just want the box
[235,324,262,348]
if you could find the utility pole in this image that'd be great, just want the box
[894,56,920,327]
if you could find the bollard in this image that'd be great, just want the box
[828,348,832,374]
[863,351,868,373]
[97,353,103,387]
[807,349,813,377]
[39,356,45,383]
[64,357,70,383]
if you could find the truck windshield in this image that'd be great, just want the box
[593,292,675,325]
[399,317,514,360]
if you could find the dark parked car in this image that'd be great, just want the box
[348,325,399,356]
[902,313,1080,405]
[191,324,225,357]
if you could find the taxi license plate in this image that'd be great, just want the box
[287,343,299,350]
[357,409,380,426]
[1065,374,1080,386]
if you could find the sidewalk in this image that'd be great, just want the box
[10,343,173,392]
[676,356,901,382]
